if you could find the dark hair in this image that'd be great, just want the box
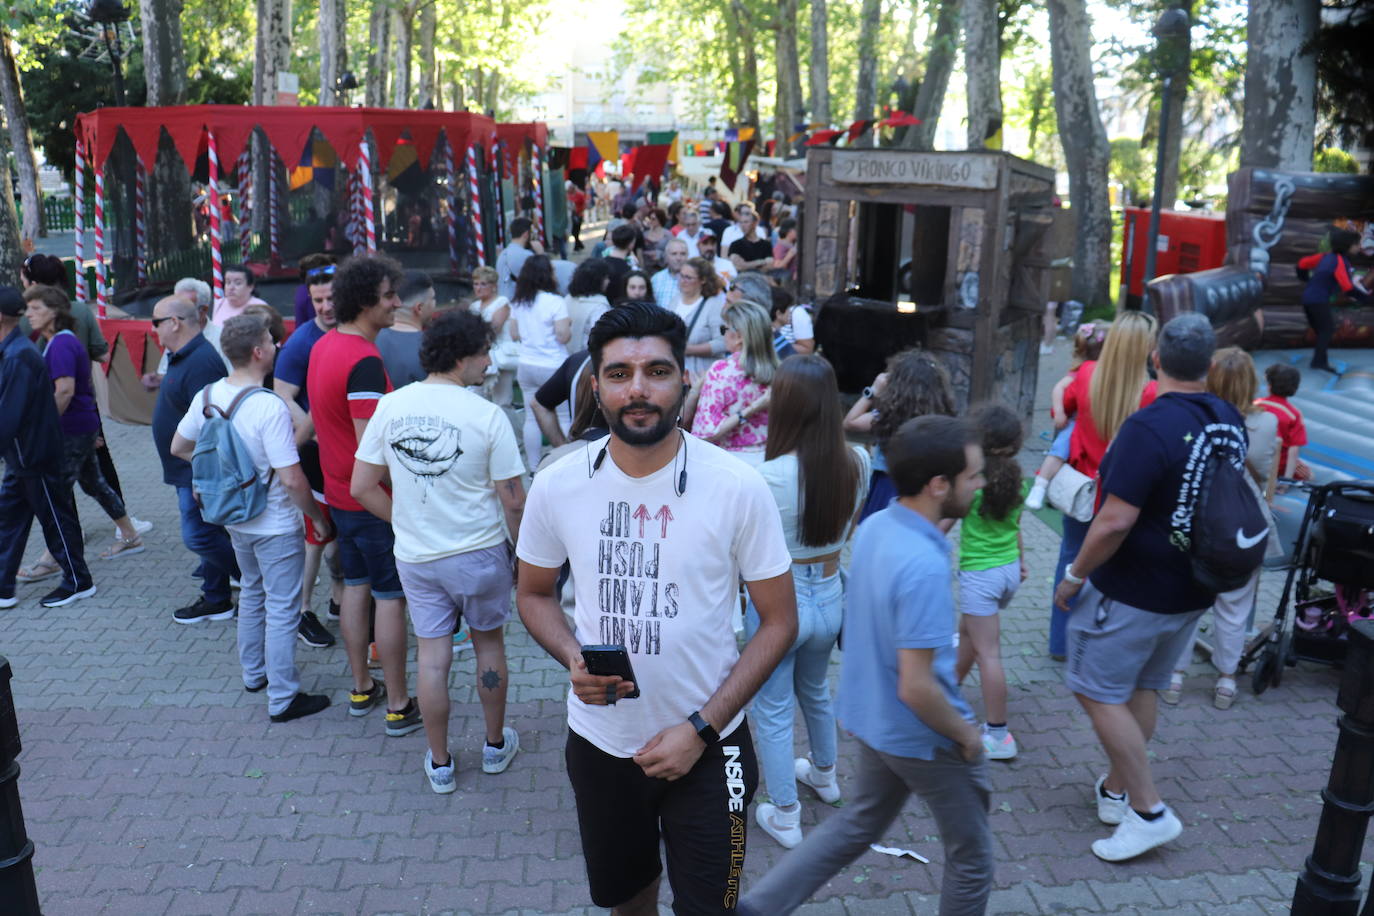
[765,355,861,547]
[513,254,558,304]
[333,253,404,324]
[1157,313,1215,382]
[509,217,533,241]
[1265,362,1301,398]
[667,201,683,224]
[242,303,285,344]
[298,252,337,282]
[587,300,687,374]
[397,270,434,304]
[620,270,655,304]
[22,284,75,332]
[568,357,604,439]
[419,309,493,374]
[887,415,977,498]
[21,253,67,289]
[569,258,611,298]
[224,264,255,288]
[872,348,956,451]
[712,200,733,220]
[620,203,637,221]
[649,208,669,228]
[220,314,270,367]
[778,217,797,236]
[704,185,717,197]
[768,285,794,321]
[1330,228,1361,254]
[968,403,1024,521]
[611,223,638,251]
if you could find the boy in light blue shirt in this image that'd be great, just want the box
[741,414,994,916]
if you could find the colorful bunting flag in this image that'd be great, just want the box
[587,131,619,173]
[289,138,338,191]
[804,130,843,147]
[719,140,754,191]
[879,111,923,129]
[845,119,874,143]
[627,143,671,189]
[647,130,679,164]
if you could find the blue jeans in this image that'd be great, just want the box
[744,562,843,808]
[230,530,305,715]
[1050,514,1089,656]
[176,486,239,603]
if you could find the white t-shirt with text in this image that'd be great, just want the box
[175,380,302,536]
[517,435,792,758]
[355,382,526,563]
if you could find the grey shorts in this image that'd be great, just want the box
[396,543,514,639]
[1065,583,1205,705]
[958,561,1020,617]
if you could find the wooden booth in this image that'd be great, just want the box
[801,149,1056,420]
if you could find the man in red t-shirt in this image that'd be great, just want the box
[569,184,588,252]
[307,254,421,736]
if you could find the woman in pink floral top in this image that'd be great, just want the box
[689,299,780,462]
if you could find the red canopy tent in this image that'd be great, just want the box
[493,122,551,247]
[71,106,501,313]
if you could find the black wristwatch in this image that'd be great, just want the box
[862,386,875,400]
[688,711,719,745]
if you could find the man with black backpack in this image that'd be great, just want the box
[171,315,333,722]
[1053,313,1263,862]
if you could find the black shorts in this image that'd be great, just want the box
[565,723,758,914]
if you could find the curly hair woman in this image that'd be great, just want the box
[844,347,956,522]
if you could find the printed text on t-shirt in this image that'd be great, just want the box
[597,500,680,654]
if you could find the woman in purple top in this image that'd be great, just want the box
[22,286,145,563]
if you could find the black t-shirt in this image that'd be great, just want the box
[535,349,610,430]
[729,237,773,264]
[603,255,633,302]
[705,217,732,241]
[1092,392,1248,614]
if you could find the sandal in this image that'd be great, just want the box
[100,535,145,560]
[16,559,62,582]
[1214,676,1237,710]
[1160,671,1184,705]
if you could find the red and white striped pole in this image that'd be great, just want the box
[93,162,108,318]
[207,128,224,304]
[134,162,147,287]
[268,153,281,266]
[467,144,484,268]
[73,137,88,303]
[491,139,504,244]
[359,139,376,253]
[530,142,545,247]
[444,139,458,274]
[237,150,252,261]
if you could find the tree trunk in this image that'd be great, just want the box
[253,0,293,106]
[853,0,883,144]
[775,0,802,155]
[963,0,1001,148]
[0,36,43,242]
[809,0,830,125]
[731,0,761,129]
[417,2,437,107]
[392,2,417,108]
[722,3,749,125]
[0,125,22,284]
[484,72,501,115]
[1047,0,1112,307]
[902,0,962,150]
[139,0,192,259]
[366,0,391,107]
[1240,0,1318,170]
[318,0,347,105]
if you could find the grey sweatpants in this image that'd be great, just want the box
[230,530,305,715]
[740,739,993,916]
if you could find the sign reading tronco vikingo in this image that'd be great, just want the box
[831,151,998,190]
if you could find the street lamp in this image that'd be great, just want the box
[86,0,130,106]
[1141,7,1191,292]
[334,71,359,106]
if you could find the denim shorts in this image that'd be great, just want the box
[331,507,405,599]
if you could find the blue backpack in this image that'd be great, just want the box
[190,385,277,527]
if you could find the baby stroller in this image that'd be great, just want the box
[1247,480,1374,694]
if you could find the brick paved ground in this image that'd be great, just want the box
[2,340,1363,914]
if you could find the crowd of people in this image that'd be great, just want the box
[0,175,1290,912]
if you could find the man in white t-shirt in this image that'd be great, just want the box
[171,315,332,723]
[517,302,797,914]
[697,230,737,289]
[352,310,528,794]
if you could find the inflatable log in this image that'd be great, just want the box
[1145,265,1265,349]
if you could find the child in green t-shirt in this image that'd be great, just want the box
[956,403,1028,760]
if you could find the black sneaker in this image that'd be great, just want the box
[298,611,335,648]
[245,679,267,693]
[270,692,331,722]
[41,583,97,608]
[173,596,235,625]
[385,698,424,737]
[326,599,342,621]
[349,680,386,717]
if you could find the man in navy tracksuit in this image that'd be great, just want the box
[0,285,95,609]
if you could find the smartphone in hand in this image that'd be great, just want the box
[581,644,641,699]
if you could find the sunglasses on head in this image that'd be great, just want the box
[305,265,336,281]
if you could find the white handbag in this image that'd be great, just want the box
[1047,464,1096,523]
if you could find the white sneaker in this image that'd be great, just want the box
[982,727,1018,760]
[1091,806,1182,861]
[126,517,154,537]
[1024,481,1047,511]
[424,749,456,795]
[1039,342,1054,356]
[482,726,520,774]
[1094,775,1130,825]
[755,802,803,848]
[794,757,841,804]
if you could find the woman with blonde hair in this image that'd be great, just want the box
[1048,310,1158,658]
[688,298,778,463]
[472,264,517,406]
[1161,346,1279,710]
